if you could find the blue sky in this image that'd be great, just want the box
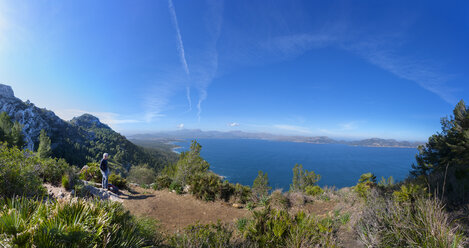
[0,0,468,141]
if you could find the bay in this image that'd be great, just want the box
[173,139,417,189]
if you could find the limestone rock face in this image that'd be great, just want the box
[0,84,14,98]
[0,83,94,152]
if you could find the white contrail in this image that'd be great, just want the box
[197,89,207,122]
[168,0,190,75]
[186,86,192,111]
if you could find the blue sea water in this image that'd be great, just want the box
[173,139,417,190]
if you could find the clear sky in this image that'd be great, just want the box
[0,0,468,141]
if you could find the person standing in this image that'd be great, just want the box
[100,153,109,189]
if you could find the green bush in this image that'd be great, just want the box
[246,201,255,211]
[218,180,235,202]
[188,173,221,201]
[305,185,324,196]
[393,184,428,203]
[61,174,70,190]
[174,140,210,185]
[239,207,340,247]
[252,170,271,202]
[108,173,127,189]
[0,143,46,198]
[169,181,183,194]
[353,173,377,199]
[0,196,162,247]
[233,183,252,204]
[154,175,172,190]
[290,163,321,192]
[79,162,102,183]
[127,165,156,185]
[170,222,232,248]
[37,158,71,186]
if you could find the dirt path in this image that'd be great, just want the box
[121,186,249,233]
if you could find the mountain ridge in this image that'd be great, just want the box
[129,129,423,148]
[0,83,176,169]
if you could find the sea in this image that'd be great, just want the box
[173,139,417,190]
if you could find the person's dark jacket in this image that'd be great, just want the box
[100,159,108,171]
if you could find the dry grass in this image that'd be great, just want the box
[357,190,467,248]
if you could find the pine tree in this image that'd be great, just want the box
[290,163,321,192]
[252,170,271,201]
[411,100,469,176]
[10,122,25,149]
[37,129,52,158]
[175,140,210,185]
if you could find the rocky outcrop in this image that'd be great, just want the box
[71,114,110,129]
[82,181,123,202]
[0,83,71,150]
[0,83,105,155]
[0,84,14,98]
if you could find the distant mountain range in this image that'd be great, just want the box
[129,129,424,148]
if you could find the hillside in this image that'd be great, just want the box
[0,84,177,170]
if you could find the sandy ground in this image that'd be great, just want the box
[121,186,250,233]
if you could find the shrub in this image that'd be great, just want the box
[174,140,210,185]
[0,144,46,198]
[38,158,71,186]
[169,181,183,194]
[305,185,324,196]
[218,180,235,202]
[188,172,221,201]
[252,170,271,202]
[154,175,172,190]
[79,162,102,183]
[269,189,289,210]
[239,207,340,247]
[108,173,127,189]
[393,183,428,203]
[246,201,255,211]
[290,163,321,192]
[61,174,70,190]
[288,192,306,207]
[353,173,377,199]
[378,176,395,188]
[170,222,232,248]
[0,197,162,247]
[358,195,467,247]
[233,183,251,204]
[127,165,156,185]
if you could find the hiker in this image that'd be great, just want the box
[100,153,109,189]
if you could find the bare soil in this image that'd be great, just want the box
[121,186,250,233]
[120,186,363,247]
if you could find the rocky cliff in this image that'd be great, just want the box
[0,83,172,170]
[0,84,75,151]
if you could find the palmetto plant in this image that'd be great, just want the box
[0,197,156,247]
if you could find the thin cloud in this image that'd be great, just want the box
[274,124,312,134]
[168,0,189,76]
[228,122,240,127]
[177,123,184,129]
[339,121,358,131]
[168,0,193,112]
[346,42,457,104]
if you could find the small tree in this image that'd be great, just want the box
[252,170,271,202]
[0,112,25,149]
[37,129,52,158]
[10,122,25,149]
[175,140,210,185]
[290,164,321,192]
